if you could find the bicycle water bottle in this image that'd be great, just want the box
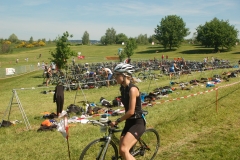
[99,114,108,132]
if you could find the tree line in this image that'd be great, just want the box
[1,15,239,67]
[2,15,239,53]
[82,15,239,52]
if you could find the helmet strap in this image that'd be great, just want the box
[121,74,131,86]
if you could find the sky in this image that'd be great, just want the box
[0,0,240,41]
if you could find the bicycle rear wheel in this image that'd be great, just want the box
[131,128,160,160]
[79,138,118,160]
[138,73,146,81]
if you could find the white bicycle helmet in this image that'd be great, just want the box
[114,63,135,76]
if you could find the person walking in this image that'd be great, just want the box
[111,63,146,160]
[169,61,179,79]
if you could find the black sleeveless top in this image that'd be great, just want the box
[120,83,142,119]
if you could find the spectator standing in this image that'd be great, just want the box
[203,57,207,68]
[180,57,186,70]
[72,57,76,65]
[211,57,215,64]
[53,82,64,116]
[46,65,52,86]
[102,67,113,87]
[37,62,40,68]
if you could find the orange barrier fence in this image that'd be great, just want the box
[106,56,119,60]
[153,80,240,113]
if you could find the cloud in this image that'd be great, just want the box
[0,0,239,40]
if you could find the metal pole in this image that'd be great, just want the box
[216,88,218,113]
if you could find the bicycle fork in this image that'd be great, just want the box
[98,137,112,160]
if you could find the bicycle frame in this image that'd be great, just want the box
[101,127,121,160]
[80,120,158,160]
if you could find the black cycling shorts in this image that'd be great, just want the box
[121,118,146,140]
[46,73,50,78]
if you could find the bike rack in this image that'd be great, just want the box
[73,82,88,105]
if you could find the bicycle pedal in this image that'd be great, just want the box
[111,156,118,160]
[140,149,145,156]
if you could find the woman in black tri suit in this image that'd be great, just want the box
[111,63,146,160]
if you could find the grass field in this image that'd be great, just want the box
[1,43,240,68]
[0,43,240,159]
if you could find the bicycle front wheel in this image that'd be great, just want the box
[148,73,156,80]
[138,73,146,81]
[79,138,119,160]
[131,128,160,160]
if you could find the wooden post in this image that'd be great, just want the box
[216,88,218,113]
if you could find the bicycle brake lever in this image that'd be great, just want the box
[114,125,119,129]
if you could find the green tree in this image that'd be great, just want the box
[116,33,128,44]
[82,31,90,45]
[8,33,18,43]
[41,38,46,43]
[104,27,116,45]
[29,36,34,43]
[124,38,137,58]
[100,36,106,45]
[49,31,77,69]
[196,17,238,51]
[154,15,190,49]
[118,50,126,62]
[136,34,149,45]
[148,34,159,44]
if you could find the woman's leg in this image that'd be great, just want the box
[119,132,138,160]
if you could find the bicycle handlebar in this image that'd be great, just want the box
[88,120,107,126]
[88,120,120,129]
[88,120,113,126]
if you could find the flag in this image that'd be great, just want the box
[57,110,69,140]
[64,116,69,140]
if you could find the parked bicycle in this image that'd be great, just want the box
[170,70,181,80]
[138,68,156,81]
[79,113,160,160]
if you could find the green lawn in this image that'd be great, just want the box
[0,43,240,159]
[1,43,240,68]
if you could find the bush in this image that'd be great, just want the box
[0,43,13,53]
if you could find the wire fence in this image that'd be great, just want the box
[0,65,42,79]
[0,59,238,79]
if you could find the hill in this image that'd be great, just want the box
[0,44,240,159]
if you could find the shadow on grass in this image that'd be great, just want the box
[146,46,164,49]
[180,49,214,54]
[33,75,43,78]
[136,48,177,54]
[180,49,229,54]
[232,52,240,54]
